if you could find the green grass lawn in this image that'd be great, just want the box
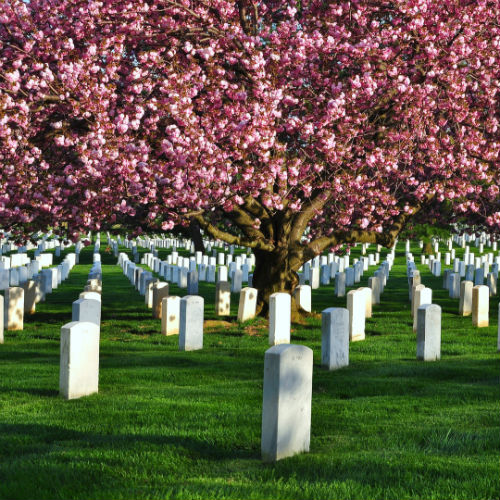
[0,242,498,500]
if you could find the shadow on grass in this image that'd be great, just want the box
[27,312,75,324]
[20,388,60,397]
[312,357,499,400]
[0,350,58,362]
[0,422,256,461]
[99,350,264,374]
[1,421,497,500]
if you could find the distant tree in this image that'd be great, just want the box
[400,223,452,245]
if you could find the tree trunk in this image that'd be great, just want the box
[189,219,205,253]
[252,248,305,322]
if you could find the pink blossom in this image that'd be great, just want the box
[0,0,498,246]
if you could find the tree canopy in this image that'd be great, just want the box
[1,0,499,311]
[1,0,499,241]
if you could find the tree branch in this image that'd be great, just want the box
[163,0,203,20]
[301,195,434,261]
[237,0,254,35]
[251,1,259,36]
[193,212,275,252]
[228,203,268,241]
[240,195,274,240]
[289,190,332,243]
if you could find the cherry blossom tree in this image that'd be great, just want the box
[1,0,499,316]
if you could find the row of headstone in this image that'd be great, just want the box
[123,234,231,254]
[261,247,384,462]
[408,253,499,360]
[408,230,500,269]
[142,250,255,272]
[118,247,260,326]
[122,236,387,295]
[335,255,392,298]
[0,252,77,342]
[112,233,247,266]
[119,236,390,298]
[406,233,500,338]
[441,270,492,326]
[215,281,258,321]
[262,264,390,464]
[1,235,76,263]
[453,231,498,251]
[298,251,382,291]
[124,232,255,266]
[0,254,52,290]
[0,234,61,256]
[406,266,440,357]
[72,275,102,329]
[118,252,205,349]
[119,260,383,360]
[60,250,103,400]
[418,250,500,269]
[442,265,498,295]
[137,253,253,294]
[408,232,499,255]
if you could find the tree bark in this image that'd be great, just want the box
[189,219,205,253]
[251,247,309,322]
